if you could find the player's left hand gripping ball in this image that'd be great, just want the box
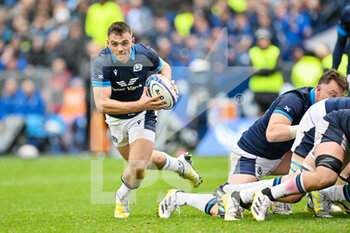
[146,74,178,110]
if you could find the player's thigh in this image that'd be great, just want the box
[228,174,258,184]
[127,111,156,146]
[229,148,280,181]
[229,150,258,183]
[106,116,129,149]
[129,138,154,162]
[271,150,292,175]
[117,145,130,161]
[313,141,345,183]
[314,141,345,163]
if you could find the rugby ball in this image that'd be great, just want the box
[146,74,178,110]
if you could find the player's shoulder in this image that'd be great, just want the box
[278,87,312,102]
[94,48,110,65]
[134,43,157,56]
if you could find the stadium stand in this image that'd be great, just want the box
[0,0,346,155]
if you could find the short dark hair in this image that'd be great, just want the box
[107,22,132,37]
[318,69,349,92]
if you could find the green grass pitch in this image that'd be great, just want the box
[1,155,349,233]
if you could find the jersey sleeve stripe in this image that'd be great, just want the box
[153,57,162,72]
[92,81,111,84]
[92,83,111,87]
[92,81,111,87]
[337,25,348,36]
[273,109,293,123]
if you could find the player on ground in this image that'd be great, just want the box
[333,4,350,85]
[250,109,350,221]
[91,22,202,218]
[158,69,348,219]
[220,97,350,220]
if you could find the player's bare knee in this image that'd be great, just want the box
[135,167,146,179]
[151,153,165,168]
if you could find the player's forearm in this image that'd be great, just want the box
[266,124,296,142]
[96,99,143,114]
[332,34,347,70]
[158,62,172,80]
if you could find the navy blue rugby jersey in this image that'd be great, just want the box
[337,5,350,38]
[237,87,315,160]
[91,43,162,119]
[322,109,350,147]
[333,4,350,73]
[325,97,350,113]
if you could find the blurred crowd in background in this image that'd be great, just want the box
[0,0,348,155]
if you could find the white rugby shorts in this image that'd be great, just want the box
[229,145,283,180]
[105,111,156,148]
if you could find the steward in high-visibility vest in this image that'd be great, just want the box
[85,0,124,46]
[322,53,348,77]
[291,53,323,88]
[249,29,284,114]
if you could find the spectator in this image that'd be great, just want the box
[29,12,53,41]
[191,11,211,39]
[291,50,323,88]
[174,4,194,38]
[44,30,64,66]
[0,78,25,154]
[27,36,45,67]
[59,77,87,153]
[20,79,47,149]
[126,0,154,39]
[62,19,86,75]
[280,0,312,59]
[44,57,71,113]
[153,16,172,44]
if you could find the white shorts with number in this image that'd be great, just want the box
[105,111,157,148]
[229,145,283,180]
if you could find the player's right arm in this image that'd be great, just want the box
[93,86,165,114]
[332,8,349,70]
[266,94,302,142]
[92,55,165,114]
[266,113,297,142]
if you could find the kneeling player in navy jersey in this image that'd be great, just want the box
[91,22,202,218]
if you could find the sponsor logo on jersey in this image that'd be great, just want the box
[113,69,118,76]
[133,63,143,72]
[116,78,139,87]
